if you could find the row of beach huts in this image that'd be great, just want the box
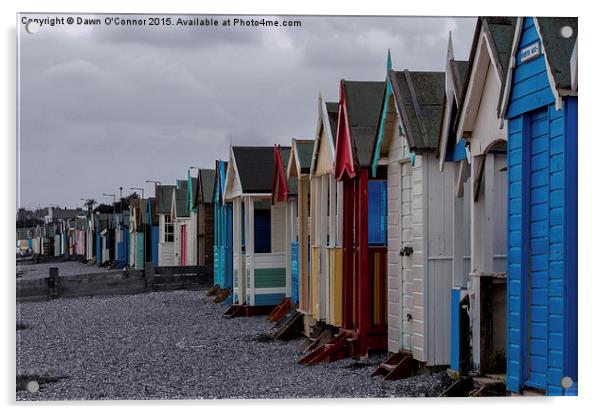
[19,17,577,396]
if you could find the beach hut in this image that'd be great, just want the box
[213,160,233,300]
[129,200,144,270]
[143,197,159,267]
[308,96,343,331]
[114,207,130,268]
[224,146,288,316]
[436,35,471,375]
[156,184,176,266]
[75,217,86,257]
[287,139,315,315]
[185,175,199,266]
[368,51,454,377]
[171,180,191,266]
[499,17,578,396]
[269,144,296,320]
[451,17,516,377]
[195,169,216,267]
[303,80,386,362]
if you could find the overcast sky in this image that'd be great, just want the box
[18,14,476,209]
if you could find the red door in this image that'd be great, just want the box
[181,225,187,265]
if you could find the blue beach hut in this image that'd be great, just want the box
[213,159,233,302]
[500,17,578,395]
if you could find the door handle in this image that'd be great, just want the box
[400,246,414,256]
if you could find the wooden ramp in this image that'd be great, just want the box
[206,284,220,297]
[299,332,351,365]
[371,351,418,381]
[266,298,293,322]
[273,310,304,341]
[213,288,231,303]
[438,376,474,397]
[224,303,276,319]
[299,323,333,354]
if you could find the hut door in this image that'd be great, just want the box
[525,106,550,390]
[399,161,414,351]
[181,225,187,265]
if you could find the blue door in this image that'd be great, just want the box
[254,209,271,253]
[224,203,233,290]
[151,225,159,266]
[526,105,552,389]
[291,241,299,304]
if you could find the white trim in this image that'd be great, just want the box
[254,287,287,295]
[456,30,503,144]
[533,18,563,111]
[570,37,578,92]
[310,93,336,179]
[499,17,523,127]
[224,146,242,200]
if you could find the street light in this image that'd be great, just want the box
[130,187,144,200]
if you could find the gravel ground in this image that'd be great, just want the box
[16,261,116,280]
[16,290,453,400]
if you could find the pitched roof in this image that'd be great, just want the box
[343,81,385,166]
[188,176,198,210]
[293,139,315,174]
[156,185,175,214]
[232,146,277,194]
[174,180,189,217]
[389,70,445,151]
[537,17,578,91]
[212,160,228,204]
[449,60,469,101]
[198,168,215,204]
[325,102,339,144]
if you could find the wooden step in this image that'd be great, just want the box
[438,376,474,397]
[299,332,348,365]
[371,352,417,380]
[267,298,293,322]
[273,310,304,341]
[206,284,220,297]
[213,288,231,304]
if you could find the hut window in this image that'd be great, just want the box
[164,215,174,242]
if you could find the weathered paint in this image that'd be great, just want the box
[506,17,578,395]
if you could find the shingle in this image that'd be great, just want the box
[537,17,578,91]
[389,71,445,151]
[294,139,315,174]
[450,60,469,101]
[175,180,189,217]
[232,146,280,194]
[343,81,385,166]
[156,185,175,214]
[189,177,198,209]
[199,169,215,204]
[325,102,339,144]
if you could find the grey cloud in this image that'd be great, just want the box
[18,14,476,208]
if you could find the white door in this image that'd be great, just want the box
[400,160,414,351]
